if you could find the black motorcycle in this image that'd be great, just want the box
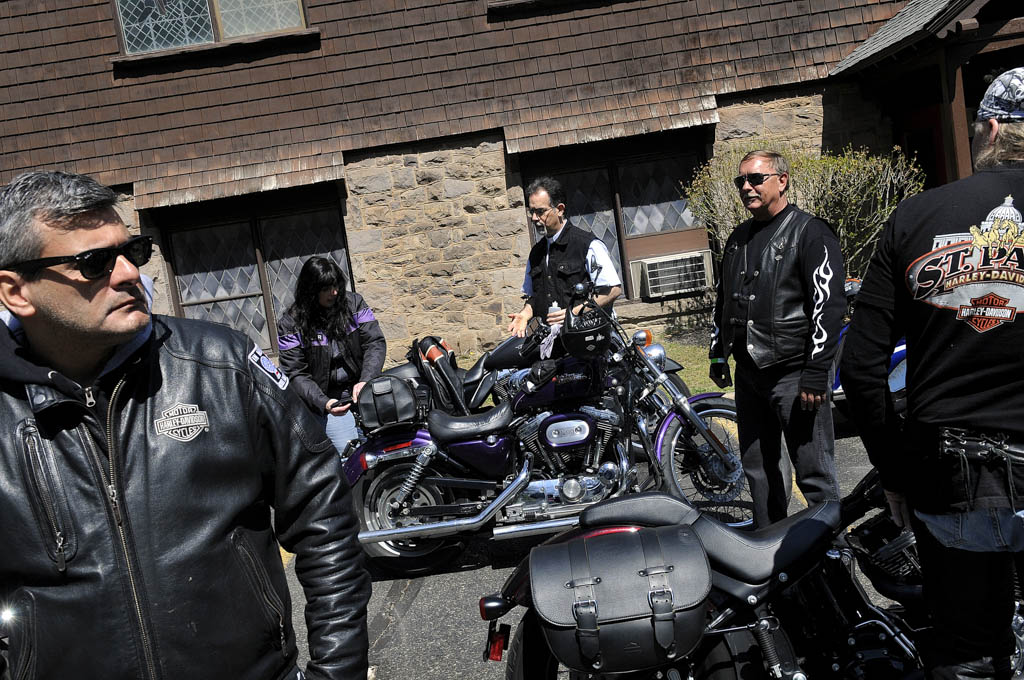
[479,467,1024,679]
[347,280,749,572]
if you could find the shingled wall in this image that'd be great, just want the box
[0,0,906,209]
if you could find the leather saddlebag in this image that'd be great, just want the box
[529,525,710,673]
[355,375,419,431]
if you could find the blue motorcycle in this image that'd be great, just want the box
[832,279,907,436]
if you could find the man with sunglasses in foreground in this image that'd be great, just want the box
[0,171,369,680]
[708,150,845,527]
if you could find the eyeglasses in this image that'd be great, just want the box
[1,235,154,280]
[527,206,552,218]
[733,173,781,189]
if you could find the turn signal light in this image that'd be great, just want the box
[631,329,653,347]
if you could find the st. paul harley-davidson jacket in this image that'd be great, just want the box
[0,314,370,680]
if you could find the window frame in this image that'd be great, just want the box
[110,0,310,57]
[151,183,350,355]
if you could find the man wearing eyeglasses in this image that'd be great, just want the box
[507,176,621,337]
[708,150,845,528]
[0,171,369,680]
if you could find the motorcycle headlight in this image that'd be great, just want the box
[642,343,666,371]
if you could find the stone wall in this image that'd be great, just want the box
[342,131,528,363]
[713,82,893,156]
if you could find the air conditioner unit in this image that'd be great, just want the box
[629,250,713,299]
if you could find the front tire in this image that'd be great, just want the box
[659,398,754,527]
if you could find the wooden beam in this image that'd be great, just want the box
[946,61,974,181]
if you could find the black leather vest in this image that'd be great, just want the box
[719,207,816,368]
[528,225,596,315]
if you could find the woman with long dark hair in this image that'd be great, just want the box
[277,256,386,455]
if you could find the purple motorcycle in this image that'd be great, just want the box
[344,282,749,572]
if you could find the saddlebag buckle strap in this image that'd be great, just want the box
[567,539,602,668]
[638,530,676,656]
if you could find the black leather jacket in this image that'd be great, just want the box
[0,315,370,680]
[710,205,845,390]
[277,292,386,414]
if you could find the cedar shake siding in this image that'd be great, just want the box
[0,0,905,210]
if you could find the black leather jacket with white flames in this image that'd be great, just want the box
[0,314,369,680]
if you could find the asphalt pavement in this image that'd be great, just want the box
[286,434,874,680]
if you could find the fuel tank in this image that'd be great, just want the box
[512,356,605,413]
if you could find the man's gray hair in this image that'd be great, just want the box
[739,149,790,176]
[973,120,1024,169]
[0,171,118,267]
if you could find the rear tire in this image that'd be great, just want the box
[659,398,754,527]
[353,463,463,575]
[506,611,561,680]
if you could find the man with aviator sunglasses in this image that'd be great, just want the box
[709,150,845,528]
[0,171,369,680]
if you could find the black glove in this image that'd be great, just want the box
[709,361,732,388]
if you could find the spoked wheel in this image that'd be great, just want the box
[355,463,461,574]
[659,398,754,527]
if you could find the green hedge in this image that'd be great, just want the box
[684,144,926,279]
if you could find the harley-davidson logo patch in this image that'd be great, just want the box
[956,292,1017,332]
[154,402,210,442]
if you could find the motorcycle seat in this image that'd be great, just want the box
[427,401,513,445]
[693,500,841,585]
[462,353,489,388]
[579,492,701,529]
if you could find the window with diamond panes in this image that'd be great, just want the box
[559,168,623,284]
[216,0,304,39]
[115,0,215,54]
[115,0,305,55]
[617,158,697,237]
[170,221,271,347]
[168,205,349,353]
[259,208,351,321]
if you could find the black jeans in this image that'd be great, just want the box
[912,515,1021,679]
[734,356,839,527]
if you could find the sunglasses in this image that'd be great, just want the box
[1,235,154,280]
[733,172,781,189]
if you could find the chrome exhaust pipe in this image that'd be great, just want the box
[491,517,579,540]
[358,459,531,545]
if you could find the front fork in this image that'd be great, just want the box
[634,352,736,475]
[670,392,738,474]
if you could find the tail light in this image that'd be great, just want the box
[483,621,511,662]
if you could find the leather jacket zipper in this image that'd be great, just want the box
[81,378,159,680]
[23,428,68,573]
[233,532,288,654]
